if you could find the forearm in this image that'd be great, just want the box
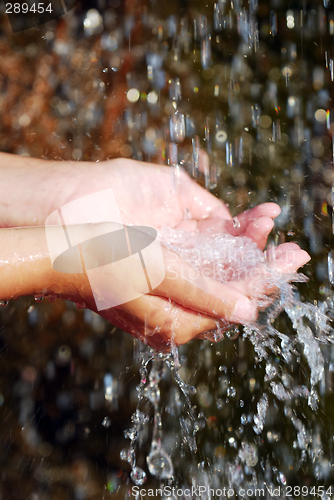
[0,153,84,227]
[0,226,86,301]
[0,153,130,229]
[0,227,49,299]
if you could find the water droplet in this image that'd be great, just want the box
[232,217,241,228]
[213,3,222,31]
[120,447,135,465]
[328,251,334,285]
[270,11,277,35]
[253,394,268,435]
[144,384,160,404]
[227,386,236,397]
[251,104,261,127]
[102,417,111,428]
[169,78,181,102]
[228,436,236,447]
[215,130,227,143]
[131,410,149,425]
[170,111,185,143]
[278,471,287,485]
[146,448,173,479]
[238,442,258,467]
[241,414,247,425]
[130,466,147,486]
[201,37,211,69]
[124,427,138,441]
[57,345,71,364]
[127,88,140,103]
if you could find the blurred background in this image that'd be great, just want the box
[1,0,334,498]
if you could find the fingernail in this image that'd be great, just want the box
[233,299,257,322]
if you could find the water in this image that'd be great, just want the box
[119,228,334,492]
[117,5,334,484]
[1,0,334,497]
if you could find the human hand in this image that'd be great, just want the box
[47,158,308,350]
[0,154,310,350]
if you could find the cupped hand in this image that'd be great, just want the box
[55,158,310,350]
[72,158,281,246]
[72,238,309,351]
[0,153,310,350]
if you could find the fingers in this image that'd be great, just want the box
[243,216,274,250]
[99,244,310,349]
[152,246,258,323]
[225,246,311,298]
[197,214,275,251]
[269,242,301,253]
[197,203,280,250]
[179,170,232,222]
[99,293,223,349]
[239,203,281,221]
[178,165,280,245]
[265,242,301,262]
[266,244,311,272]
[225,203,281,237]
[95,241,310,350]
[146,296,220,348]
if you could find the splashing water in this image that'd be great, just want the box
[4,0,334,496]
[121,228,334,492]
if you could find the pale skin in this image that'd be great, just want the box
[0,153,310,350]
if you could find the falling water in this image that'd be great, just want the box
[2,0,334,497]
[121,229,334,494]
[116,0,334,494]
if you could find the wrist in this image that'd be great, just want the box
[0,153,89,227]
[0,225,97,306]
[0,153,123,229]
[0,227,51,299]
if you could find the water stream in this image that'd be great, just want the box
[120,229,334,496]
[2,0,334,498]
[116,0,334,494]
